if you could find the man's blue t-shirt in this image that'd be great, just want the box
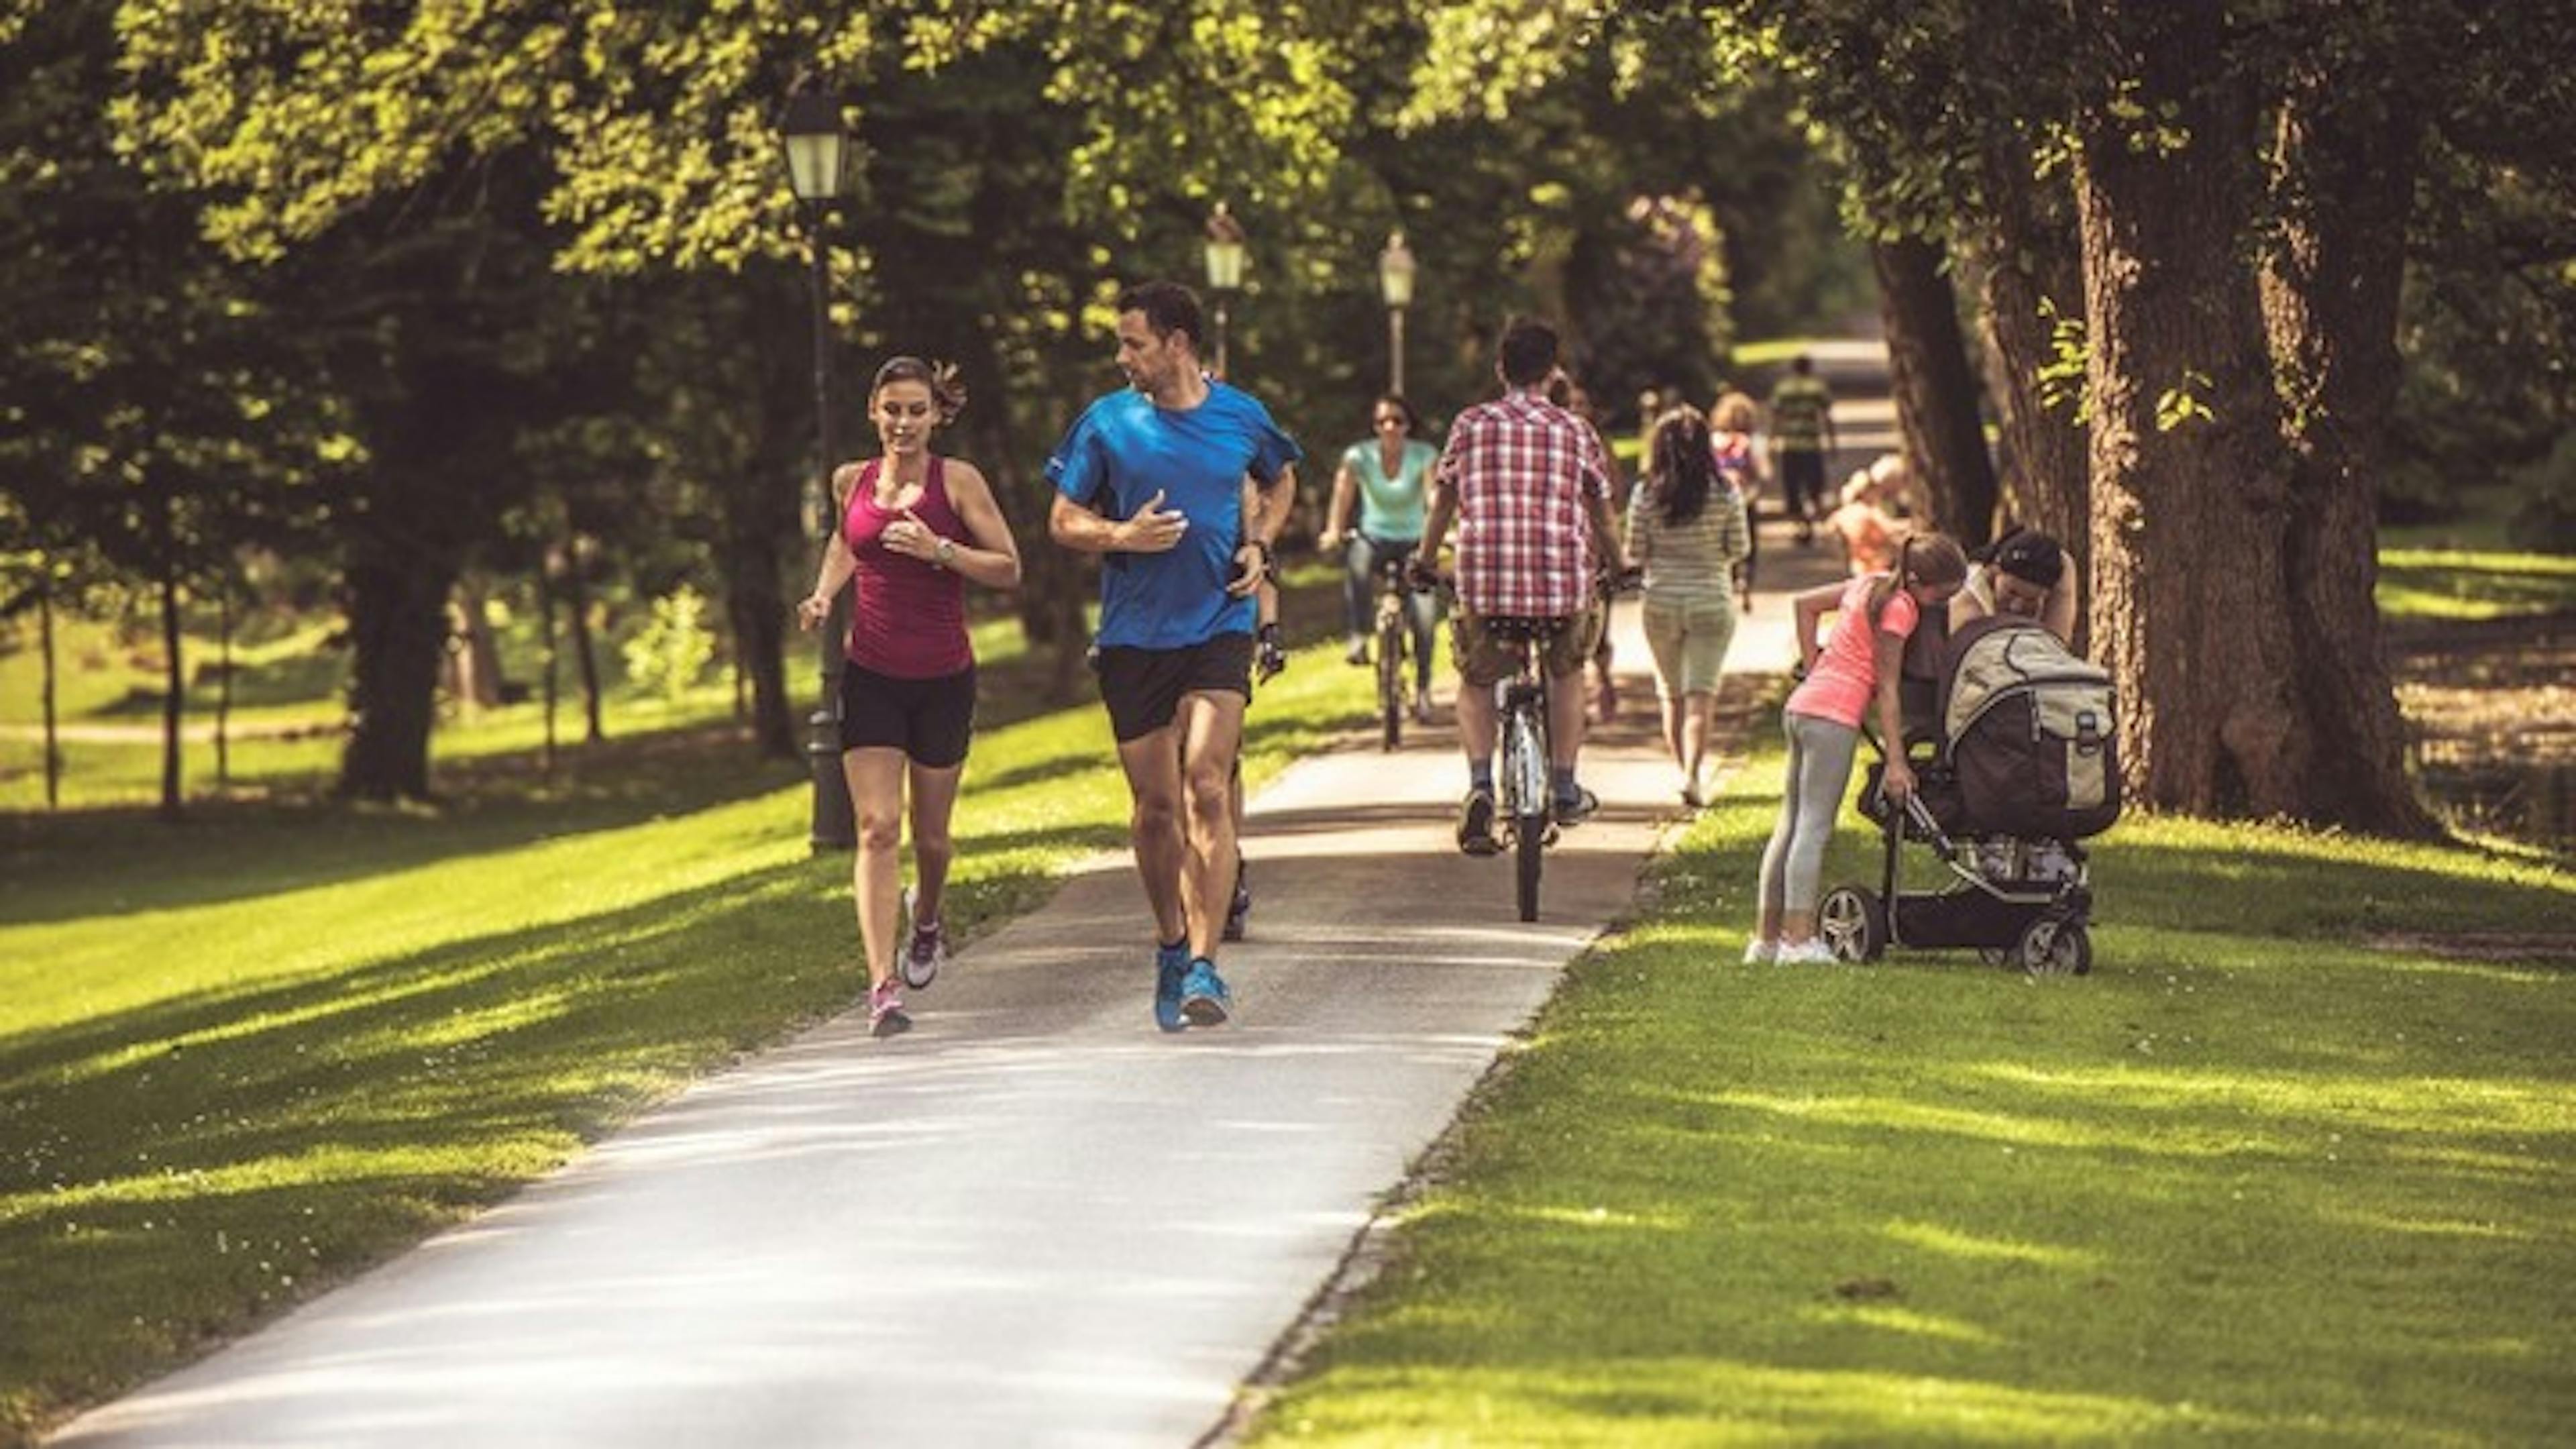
[1047,382,1302,650]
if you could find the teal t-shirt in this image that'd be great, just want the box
[1047,382,1302,650]
[1340,437,1436,541]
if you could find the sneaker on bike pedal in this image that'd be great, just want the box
[1457,788,1501,856]
[1344,635,1370,666]
[1555,786,1601,827]
[867,978,912,1038]
[1179,957,1233,1026]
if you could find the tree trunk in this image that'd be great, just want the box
[721,518,796,760]
[40,581,60,810]
[341,535,455,802]
[537,554,559,776]
[449,577,506,712]
[157,527,184,822]
[562,531,605,743]
[2262,74,2441,837]
[1873,234,2000,547]
[2077,0,2308,819]
[1971,133,2092,555]
[215,578,232,787]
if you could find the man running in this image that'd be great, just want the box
[1048,281,1300,1030]
[1766,353,1837,545]
[1417,317,1627,853]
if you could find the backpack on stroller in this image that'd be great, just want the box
[1819,612,2121,975]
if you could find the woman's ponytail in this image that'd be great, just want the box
[1868,535,1917,625]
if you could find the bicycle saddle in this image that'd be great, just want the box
[1483,615,1568,643]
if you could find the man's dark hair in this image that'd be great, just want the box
[1992,528,2066,588]
[1499,317,1560,387]
[1117,281,1203,352]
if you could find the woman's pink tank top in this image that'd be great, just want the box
[841,457,973,679]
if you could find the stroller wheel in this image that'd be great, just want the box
[2017,920,2092,977]
[1817,885,1887,963]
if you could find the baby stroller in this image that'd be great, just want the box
[1818,612,2121,975]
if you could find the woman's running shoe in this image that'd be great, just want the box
[1775,939,1838,966]
[1742,938,1777,965]
[899,888,945,989]
[867,979,912,1038]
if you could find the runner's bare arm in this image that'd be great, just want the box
[928,461,1022,589]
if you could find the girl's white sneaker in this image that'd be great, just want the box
[1742,939,1777,965]
[1776,939,1839,966]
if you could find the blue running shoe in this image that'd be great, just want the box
[1179,958,1232,1028]
[1155,941,1190,1033]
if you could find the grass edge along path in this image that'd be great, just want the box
[0,651,1373,1446]
[1242,703,2576,1447]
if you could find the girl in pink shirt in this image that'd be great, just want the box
[797,358,1024,1038]
[1751,534,1967,965]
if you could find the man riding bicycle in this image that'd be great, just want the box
[1415,318,1630,855]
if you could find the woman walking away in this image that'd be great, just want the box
[1629,406,1752,808]
[1709,390,1766,610]
[798,357,1024,1037]
[1752,533,1967,965]
[1319,393,1440,718]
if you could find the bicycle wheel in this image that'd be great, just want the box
[1515,810,1544,921]
[1377,619,1405,750]
[1504,704,1549,922]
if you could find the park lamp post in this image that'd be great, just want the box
[782,86,857,852]
[1203,202,1246,379]
[1377,229,1417,396]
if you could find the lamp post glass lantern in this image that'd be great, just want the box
[1203,202,1246,378]
[782,88,856,851]
[1378,229,1416,395]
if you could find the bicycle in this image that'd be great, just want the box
[1370,551,1431,751]
[1485,614,1566,922]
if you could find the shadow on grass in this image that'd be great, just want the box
[0,731,808,928]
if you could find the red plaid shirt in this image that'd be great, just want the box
[1438,388,1611,617]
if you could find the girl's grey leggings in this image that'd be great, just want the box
[1758,710,1861,918]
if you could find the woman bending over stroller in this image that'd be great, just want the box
[1752,534,1968,965]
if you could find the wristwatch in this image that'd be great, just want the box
[934,537,957,569]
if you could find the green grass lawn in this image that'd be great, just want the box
[0,639,1373,1445]
[2377,548,2576,623]
[1246,725,2576,1446]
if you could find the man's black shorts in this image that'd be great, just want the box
[839,661,977,767]
[1095,633,1253,743]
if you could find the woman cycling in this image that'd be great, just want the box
[1320,393,1440,720]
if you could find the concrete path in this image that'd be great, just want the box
[52,368,1881,1449]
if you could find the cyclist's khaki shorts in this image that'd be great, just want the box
[1452,602,1603,688]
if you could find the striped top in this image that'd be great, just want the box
[1627,481,1752,608]
[1768,374,1833,452]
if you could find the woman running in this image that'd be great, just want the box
[797,357,1022,1036]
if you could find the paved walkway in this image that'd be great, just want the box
[52,390,1886,1449]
